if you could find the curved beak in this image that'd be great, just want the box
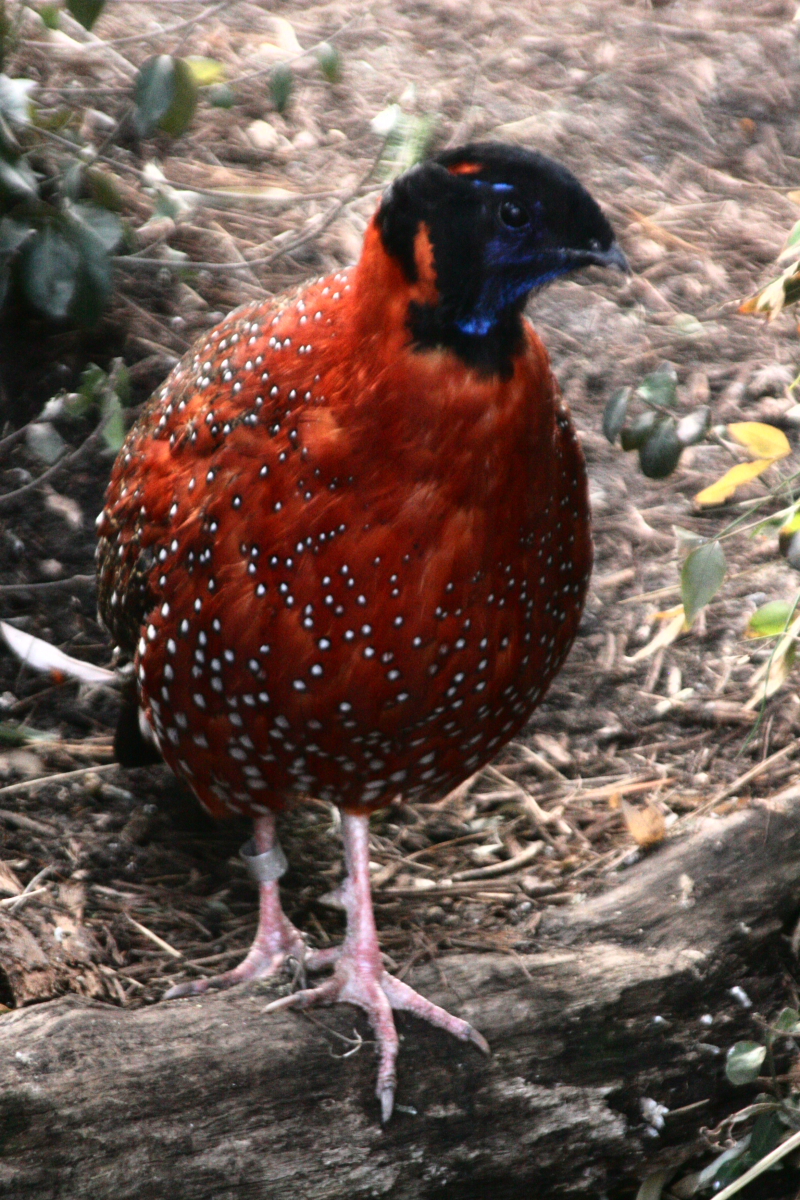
[589,241,630,274]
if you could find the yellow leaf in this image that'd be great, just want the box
[621,800,667,848]
[184,57,226,87]
[740,273,789,318]
[694,459,773,506]
[740,262,800,320]
[653,604,685,621]
[267,15,302,53]
[728,422,791,461]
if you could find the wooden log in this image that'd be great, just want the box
[0,797,798,1199]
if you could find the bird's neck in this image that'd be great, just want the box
[351,219,526,379]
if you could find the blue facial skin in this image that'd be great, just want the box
[455,181,576,337]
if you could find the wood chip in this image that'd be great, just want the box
[450,841,544,882]
[0,809,59,837]
[124,914,183,959]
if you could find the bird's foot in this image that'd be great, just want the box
[165,819,339,999]
[262,954,489,1122]
[164,921,338,999]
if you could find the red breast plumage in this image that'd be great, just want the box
[97,224,591,816]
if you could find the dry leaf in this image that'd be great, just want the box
[621,800,667,848]
[694,459,773,507]
[745,611,800,709]
[740,261,800,320]
[0,620,115,684]
[728,421,791,461]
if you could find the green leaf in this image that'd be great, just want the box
[26,420,66,464]
[773,1006,800,1034]
[0,109,19,160]
[85,168,124,213]
[0,215,30,307]
[39,5,60,29]
[635,1171,669,1200]
[681,540,726,626]
[70,202,122,253]
[29,106,72,136]
[66,0,105,30]
[787,531,800,572]
[100,390,125,452]
[779,217,800,263]
[270,63,293,114]
[316,42,342,83]
[692,1138,752,1191]
[110,358,132,407]
[371,104,438,177]
[602,386,630,444]
[184,56,226,87]
[725,1040,766,1086]
[783,270,800,308]
[778,510,800,550]
[638,416,683,479]
[620,409,657,451]
[134,56,198,139]
[748,600,796,639]
[675,406,710,447]
[78,362,106,405]
[671,313,705,338]
[636,361,678,409]
[673,525,705,554]
[747,1111,784,1162]
[68,218,114,326]
[157,58,197,137]
[0,722,56,747]
[207,83,236,109]
[62,160,83,202]
[21,223,81,320]
[0,156,38,202]
[0,215,32,258]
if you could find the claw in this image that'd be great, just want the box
[379,1084,395,1125]
[165,978,208,1000]
[468,1026,491,1056]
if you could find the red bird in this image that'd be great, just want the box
[96,142,625,1120]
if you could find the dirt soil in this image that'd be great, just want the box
[2,0,800,1133]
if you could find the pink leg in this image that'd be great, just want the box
[165,812,336,999]
[263,811,489,1122]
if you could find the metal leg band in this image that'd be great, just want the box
[240,838,288,884]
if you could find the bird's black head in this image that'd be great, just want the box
[376,141,626,374]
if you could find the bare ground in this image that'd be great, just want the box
[3,0,800,1193]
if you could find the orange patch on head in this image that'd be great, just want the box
[447,162,483,176]
[410,223,440,305]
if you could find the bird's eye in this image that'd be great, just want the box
[588,238,602,252]
[498,200,528,229]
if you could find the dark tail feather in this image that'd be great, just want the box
[114,681,162,767]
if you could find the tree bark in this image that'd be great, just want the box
[1,797,798,1200]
